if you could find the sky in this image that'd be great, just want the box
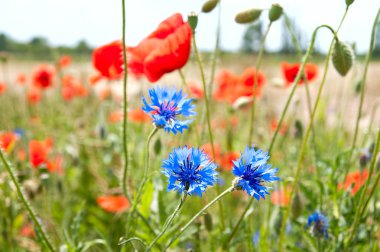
[0,0,379,53]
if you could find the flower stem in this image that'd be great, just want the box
[121,0,130,201]
[247,22,272,145]
[178,69,191,95]
[278,24,339,251]
[0,149,55,251]
[347,7,380,176]
[164,186,234,250]
[192,33,226,230]
[146,193,188,251]
[125,127,159,235]
[346,128,380,247]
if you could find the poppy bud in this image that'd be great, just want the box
[154,138,162,155]
[268,4,283,22]
[332,40,354,76]
[346,0,354,6]
[188,12,198,33]
[202,0,219,13]
[235,9,262,24]
[294,120,303,139]
[203,212,213,231]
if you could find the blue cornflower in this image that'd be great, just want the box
[306,211,329,238]
[161,146,218,196]
[142,86,196,134]
[232,146,279,200]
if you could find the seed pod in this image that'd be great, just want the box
[202,0,219,13]
[188,12,199,33]
[235,9,262,24]
[294,120,303,139]
[346,0,355,6]
[268,4,283,22]
[332,40,354,76]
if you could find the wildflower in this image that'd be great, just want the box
[27,88,42,104]
[221,152,239,171]
[306,211,329,238]
[281,62,318,87]
[32,65,54,89]
[46,156,63,173]
[58,55,72,69]
[271,119,288,136]
[88,74,103,85]
[29,140,49,168]
[142,86,196,134]
[271,187,291,206]
[97,195,130,213]
[16,73,26,85]
[188,81,204,99]
[0,132,18,153]
[201,143,223,164]
[128,108,151,123]
[93,41,124,80]
[338,170,369,196]
[232,146,279,200]
[128,13,192,82]
[20,224,35,239]
[214,67,266,104]
[0,82,7,95]
[161,146,218,196]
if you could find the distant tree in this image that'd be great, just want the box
[240,22,263,53]
[75,40,92,55]
[0,33,10,51]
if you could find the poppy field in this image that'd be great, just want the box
[1,0,380,251]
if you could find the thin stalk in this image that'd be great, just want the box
[362,98,380,146]
[121,0,131,200]
[146,193,188,251]
[125,127,159,235]
[346,128,380,247]
[192,33,226,230]
[178,69,191,95]
[0,149,55,251]
[164,186,234,250]
[348,7,380,173]
[207,0,222,101]
[247,22,272,145]
[278,25,339,251]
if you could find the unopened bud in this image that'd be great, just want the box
[268,4,283,22]
[346,0,355,6]
[203,213,213,231]
[235,9,262,24]
[202,0,219,13]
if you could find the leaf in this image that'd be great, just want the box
[332,40,354,76]
[153,138,162,155]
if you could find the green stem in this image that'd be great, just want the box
[247,22,272,145]
[207,0,222,101]
[346,127,380,247]
[146,193,188,251]
[125,127,159,235]
[164,186,234,250]
[348,7,380,171]
[362,98,380,146]
[121,0,130,201]
[0,149,55,251]
[278,25,338,251]
[192,32,226,230]
[178,69,191,95]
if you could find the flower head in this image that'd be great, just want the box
[306,211,329,238]
[0,82,7,95]
[93,41,124,80]
[128,13,192,82]
[232,146,279,200]
[142,86,196,134]
[97,195,130,213]
[0,132,18,153]
[338,169,369,196]
[32,65,55,89]
[161,146,218,196]
[281,62,318,87]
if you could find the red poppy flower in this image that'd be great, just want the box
[271,188,291,206]
[128,13,192,82]
[201,143,223,164]
[281,62,318,87]
[93,41,124,80]
[214,67,266,104]
[338,170,369,196]
[97,195,130,213]
[18,148,26,161]
[27,88,42,104]
[128,108,151,123]
[0,82,6,95]
[58,55,72,69]
[46,156,63,173]
[32,65,55,89]
[29,140,49,168]
[0,132,18,153]
[108,110,123,123]
[20,224,35,238]
[188,81,204,99]
[16,74,27,85]
[220,151,239,171]
[270,119,288,136]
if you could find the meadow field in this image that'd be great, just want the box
[0,1,380,251]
